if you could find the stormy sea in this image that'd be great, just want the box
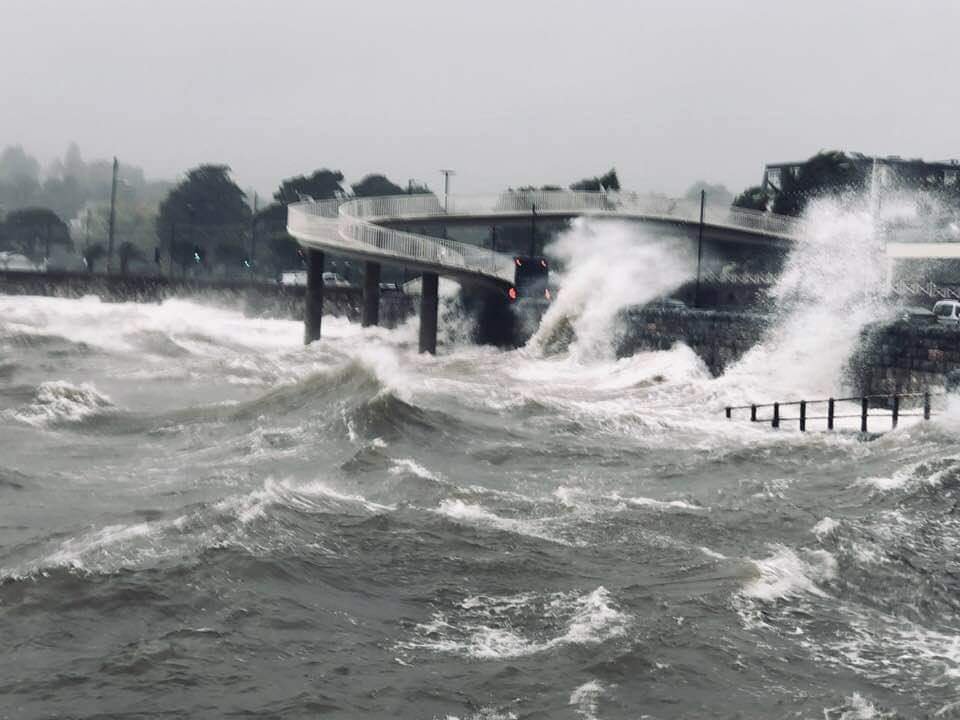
[2,200,959,719]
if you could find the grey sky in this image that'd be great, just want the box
[2,0,957,199]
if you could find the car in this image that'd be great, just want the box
[900,305,938,324]
[932,300,960,324]
[322,272,351,287]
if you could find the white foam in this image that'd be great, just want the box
[812,517,840,539]
[435,498,572,545]
[529,218,690,362]
[390,458,440,481]
[8,380,113,427]
[699,546,727,560]
[403,587,628,659]
[569,680,606,720]
[742,545,838,602]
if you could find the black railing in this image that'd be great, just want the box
[725,391,934,432]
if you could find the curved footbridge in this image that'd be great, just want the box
[287,191,801,352]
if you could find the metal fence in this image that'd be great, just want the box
[725,391,934,432]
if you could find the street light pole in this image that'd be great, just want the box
[439,169,455,212]
[694,189,705,308]
[106,156,118,274]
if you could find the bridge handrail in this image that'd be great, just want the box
[288,191,802,286]
[287,198,516,283]
[338,191,802,239]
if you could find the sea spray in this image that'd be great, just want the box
[723,193,898,399]
[528,218,691,361]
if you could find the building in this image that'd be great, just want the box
[761,152,960,198]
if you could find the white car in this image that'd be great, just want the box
[932,300,960,324]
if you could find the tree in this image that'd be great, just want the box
[351,174,404,197]
[117,241,144,275]
[406,180,432,194]
[732,186,769,211]
[771,150,868,216]
[685,181,734,206]
[274,169,344,204]
[570,168,620,192]
[0,145,41,183]
[0,207,72,263]
[252,202,300,276]
[156,165,251,275]
[83,243,106,273]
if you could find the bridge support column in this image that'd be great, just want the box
[362,261,381,327]
[419,272,439,354]
[304,249,324,344]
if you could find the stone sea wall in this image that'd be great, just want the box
[0,269,363,322]
[617,306,768,375]
[849,320,960,395]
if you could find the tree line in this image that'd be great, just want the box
[0,144,630,278]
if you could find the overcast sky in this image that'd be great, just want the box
[2,0,958,198]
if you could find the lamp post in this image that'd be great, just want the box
[694,189,705,307]
[439,169,455,212]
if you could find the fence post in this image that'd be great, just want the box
[891,395,899,429]
[861,396,868,433]
[924,391,931,421]
[772,402,780,429]
[725,406,731,419]
[799,401,806,432]
[827,398,835,430]
[750,404,757,422]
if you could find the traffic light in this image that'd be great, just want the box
[154,247,161,264]
[242,257,251,269]
[193,245,204,264]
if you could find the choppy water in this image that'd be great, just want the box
[2,207,960,719]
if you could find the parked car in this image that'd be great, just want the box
[900,305,938,324]
[932,300,960,324]
[322,271,351,287]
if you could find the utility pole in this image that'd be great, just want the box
[251,192,258,279]
[439,169,455,212]
[529,204,538,257]
[106,156,118,274]
[694,189,705,308]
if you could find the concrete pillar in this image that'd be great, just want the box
[304,249,324,345]
[362,261,381,327]
[418,272,439,354]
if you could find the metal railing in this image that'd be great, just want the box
[287,197,516,284]
[890,280,960,300]
[725,391,935,432]
[340,191,803,239]
[700,270,780,285]
[287,191,803,287]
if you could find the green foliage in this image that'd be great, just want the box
[570,169,620,192]
[156,165,251,275]
[732,186,769,211]
[351,174,405,197]
[274,169,344,204]
[0,207,72,262]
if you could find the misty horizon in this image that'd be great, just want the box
[3,0,958,200]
